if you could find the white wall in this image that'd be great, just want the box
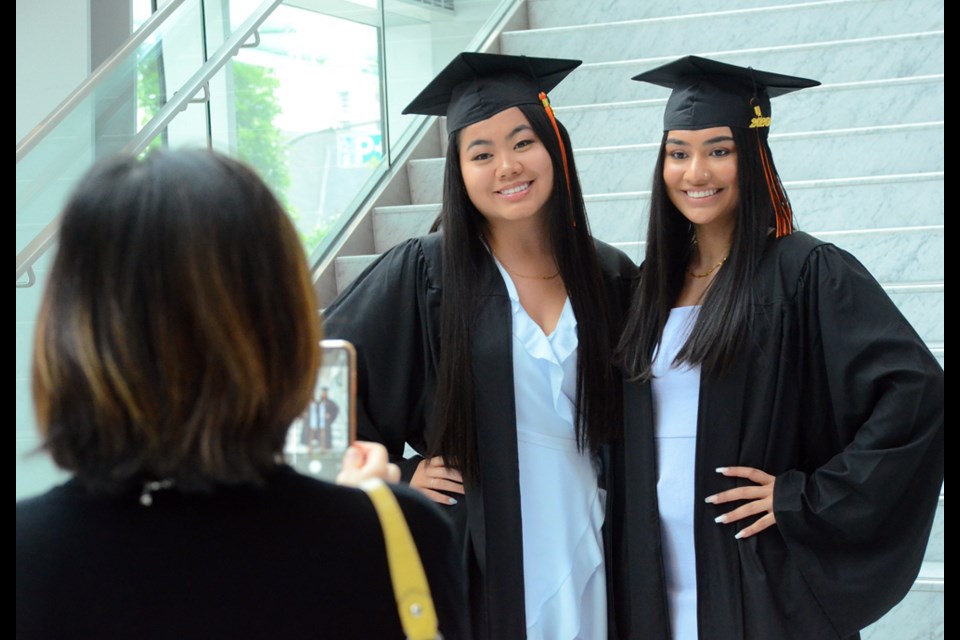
[16,0,91,142]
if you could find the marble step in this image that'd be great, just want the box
[502,0,944,64]
[549,32,944,106]
[555,75,944,147]
[408,122,944,202]
[926,490,944,563]
[336,231,940,297]
[930,343,944,370]
[339,231,945,342]
[527,0,907,28]
[611,226,943,283]
[861,561,943,640]
[377,173,942,251]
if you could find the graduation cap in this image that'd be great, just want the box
[402,52,581,134]
[633,56,819,238]
[631,55,820,131]
[405,52,582,224]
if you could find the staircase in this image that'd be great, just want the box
[322,1,943,637]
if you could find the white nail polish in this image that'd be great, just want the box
[735,531,745,539]
[705,495,716,504]
[714,515,726,523]
[448,497,458,505]
[716,467,728,473]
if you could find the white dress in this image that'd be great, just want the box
[651,305,701,640]
[494,259,607,640]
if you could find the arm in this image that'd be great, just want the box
[715,244,943,633]
[323,240,435,481]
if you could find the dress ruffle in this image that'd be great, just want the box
[494,259,607,639]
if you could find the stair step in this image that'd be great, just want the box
[611,226,943,283]
[408,123,944,202]
[926,491,944,563]
[503,0,943,64]
[379,173,942,250]
[529,0,832,29]
[555,75,943,147]
[861,561,943,640]
[549,32,944,105]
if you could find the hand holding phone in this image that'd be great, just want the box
[336,442,401,487]
[284,339,357,482]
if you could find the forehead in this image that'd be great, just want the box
[458,107,532,145]
[665,126,735,144]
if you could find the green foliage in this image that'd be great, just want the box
[232,61,291,205]
[136,42,165,154]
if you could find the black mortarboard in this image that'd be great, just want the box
[631,55,820,131]
[402,52,581,133]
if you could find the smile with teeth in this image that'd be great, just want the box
[498,182,532,196]
[685,188,720,199]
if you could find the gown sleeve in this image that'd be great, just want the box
[322,238,441,481]
[773,243,944,636]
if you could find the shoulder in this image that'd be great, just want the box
[759,230,867,302]
[324,234,443,322]
[17,480,82,532]
[593,238,640,280]
[374,232,443,280]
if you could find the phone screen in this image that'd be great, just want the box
[284,339,357,482]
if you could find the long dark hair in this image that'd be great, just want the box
[430,103,619,483]
[616,127,788,380]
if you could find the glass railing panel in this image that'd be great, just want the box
[208,1,384,253]
[382,0,507,163]
[15,0,272,500]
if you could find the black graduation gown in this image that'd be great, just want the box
[323,232,638,639]
[610,231,944,640]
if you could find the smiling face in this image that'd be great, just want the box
[457,107,554,228]
[663,126,740,235]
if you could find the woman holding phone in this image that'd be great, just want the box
[16,149,466,639]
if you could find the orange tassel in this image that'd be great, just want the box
[540,91,576,227]
[755,131,793,238]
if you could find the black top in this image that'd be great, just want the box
[16,465,468,639]
[323,233,639,639]
[608,231,944,639]
[402,52,581,133]
[631,55,820,131]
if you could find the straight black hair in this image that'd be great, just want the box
[430,104,620,483]
[616,127,786,379]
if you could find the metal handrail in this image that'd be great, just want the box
[16,0,188,163]
[15,0,285,283]
[127,0,283,155]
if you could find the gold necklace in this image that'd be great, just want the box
[491,249,560,280]
[688,256,727,279]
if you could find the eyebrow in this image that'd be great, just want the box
[665,135,736,146]
[465,124,534,151]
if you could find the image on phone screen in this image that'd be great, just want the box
[284,339,356,482]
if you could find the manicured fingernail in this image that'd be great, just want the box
[344,448,359,461]
[714,515,726,523]
[735,531,745,540]
[716,467,728,473]
[448,497,458,505]
[704,495,717,504]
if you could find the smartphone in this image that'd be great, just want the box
[284,339,357,482]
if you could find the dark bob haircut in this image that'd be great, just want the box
[32,149,320,492]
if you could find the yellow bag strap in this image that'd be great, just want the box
[360,478,440,640]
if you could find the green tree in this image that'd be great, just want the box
[232,61,291,204]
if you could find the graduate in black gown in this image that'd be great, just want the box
[323,53,637,638]
[610,56,944,640]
